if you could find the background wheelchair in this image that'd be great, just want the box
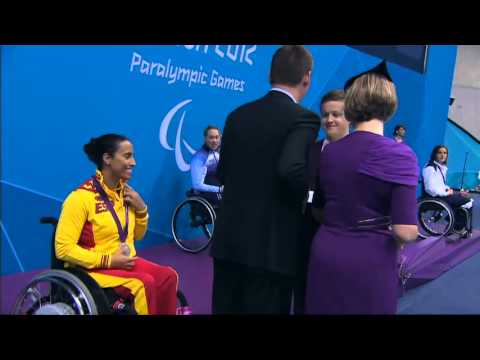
[171,189,219,253]
[417,196,473,239]
[12,217,190,315]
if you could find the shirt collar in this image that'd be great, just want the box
[202,144,220,153]
[433,161,447,171]
[270,87,297,103]
[321,139,330,152]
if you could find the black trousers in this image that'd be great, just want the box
[212,258,293,314]
[443,193,471,208]
[197,191,222,209]
[443,193,473,232]
[293,205,319,314]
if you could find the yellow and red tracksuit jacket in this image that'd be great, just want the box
[55,170,148,269]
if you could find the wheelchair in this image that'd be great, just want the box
[417,196,473,239]
[171,189,219,253]
[12,217,190,315]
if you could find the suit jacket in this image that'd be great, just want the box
[210,90,321,276]
[307,139,326,191]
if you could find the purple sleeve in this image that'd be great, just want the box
[391,184,417,225]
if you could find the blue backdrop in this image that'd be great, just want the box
[1,45,458,275]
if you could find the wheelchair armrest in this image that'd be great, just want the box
[40,217,59,225]
[40,216,63,269]
[186,189,199,197]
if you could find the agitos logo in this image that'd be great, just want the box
[159,99,197,172]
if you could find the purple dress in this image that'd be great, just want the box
[305,131,419,314]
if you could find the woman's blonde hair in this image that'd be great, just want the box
[344,73,398,124]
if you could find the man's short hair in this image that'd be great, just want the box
[394,124,406,135]
[204,125,221,137]
[269,45,313,86]
[344,73,398,124]
[320,89,346,106]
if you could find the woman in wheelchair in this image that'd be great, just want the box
[55,134,179,315]
[421,145,474,236]
[422,145,474,209]
[190,125,223,208]
[170,126,222,254]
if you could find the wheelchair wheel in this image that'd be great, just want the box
[417,198,454,238]
[12,269,102,315]
[172,197,215,253]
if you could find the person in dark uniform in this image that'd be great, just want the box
[294,89,349,314]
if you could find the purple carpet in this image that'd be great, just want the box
[398,230,480,296]
[1,243,213,315]
[137,243,213,314]
[3,231,480,314]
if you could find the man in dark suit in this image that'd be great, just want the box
[210,45,321,314]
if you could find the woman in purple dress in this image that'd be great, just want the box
[305,61,419,314]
